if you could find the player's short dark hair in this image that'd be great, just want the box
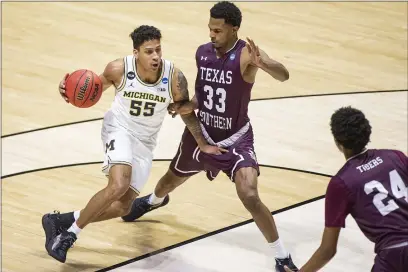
[130,25,162,49]
[330,106,372,153]
[210,1,242,27]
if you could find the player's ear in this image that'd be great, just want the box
[232,26,239,35]
[133,48,139,59]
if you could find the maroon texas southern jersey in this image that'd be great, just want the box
[194,39,254,142]
[325,149,408,253]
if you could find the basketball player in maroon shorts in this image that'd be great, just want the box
[285,106,408,272]
[122,2,299,271]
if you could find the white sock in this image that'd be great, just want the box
[67,221,82,236]
[73,210,80,221]
[148,192,165,205]
[269,238,289,259]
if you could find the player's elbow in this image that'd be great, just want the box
[278,67,289,82]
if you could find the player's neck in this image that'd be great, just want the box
[344,148,367,161]
[218,37,239,57]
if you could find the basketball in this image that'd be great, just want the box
[65,69,103,108]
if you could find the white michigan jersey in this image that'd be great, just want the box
[101,56,174,193]
[110,55,174,145]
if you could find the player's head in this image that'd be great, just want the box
[209,1,242,51]
[130,25,162,72]
[330,106,372,156]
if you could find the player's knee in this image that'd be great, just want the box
[108,182,129,200]
[107,169,132,200]
[239,191,261,212]
[235,169,260,211]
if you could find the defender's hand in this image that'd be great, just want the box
[246,37,262,68]
[167,101,196,118]
[199,144,228,155]
[59,73,70,103]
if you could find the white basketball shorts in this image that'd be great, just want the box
[101,111,154,194]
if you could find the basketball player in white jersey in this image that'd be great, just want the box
[41,25,226,263]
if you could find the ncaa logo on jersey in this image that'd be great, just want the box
[127,71,136,80]
[230,53,236,60]
[162,77,168,84]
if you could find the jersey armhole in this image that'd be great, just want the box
[116,56,129,92]
[168,62,175,102]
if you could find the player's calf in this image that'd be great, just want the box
[45,164,132,263]
[234,167,298,271]
[122,169,186,222]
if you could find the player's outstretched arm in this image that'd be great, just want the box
[171,67,227,155]
[284,227,340,272]
[58,59,124,102]
[243,37,289,82]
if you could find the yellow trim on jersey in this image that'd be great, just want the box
[116,57,128,92]
[134,59,165,87]
[168,63,175,102]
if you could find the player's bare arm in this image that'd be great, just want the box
[171,67,226,154]
[167,94,198,117]
[58,58,124,102]
[284,227,341,272]
[99,58,125,92]
[241,37,289,83]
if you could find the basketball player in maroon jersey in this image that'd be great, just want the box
[122,2,299,271]
[285,106,408,272]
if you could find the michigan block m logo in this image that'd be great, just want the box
[105,139,115,153]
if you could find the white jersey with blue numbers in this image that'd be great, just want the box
[107,55,174,147]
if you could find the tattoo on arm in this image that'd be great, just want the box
[176,70,189,101]
[174,69,207,147]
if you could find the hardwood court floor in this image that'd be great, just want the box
[1,1,407,272]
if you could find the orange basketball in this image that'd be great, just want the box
[65,69,103,108]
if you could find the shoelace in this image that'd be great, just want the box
[60,234,76,251]
[49,210,62,236]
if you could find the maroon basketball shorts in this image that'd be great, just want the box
[169,125,260,182]
[372,243,408,272]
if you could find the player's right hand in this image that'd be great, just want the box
[199,144,228,155]
[59,73,70,103]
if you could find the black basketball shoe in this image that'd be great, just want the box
[42,211,68,248]
[275,254,299,272]
[121,194,170,222]
[46,230,77,263]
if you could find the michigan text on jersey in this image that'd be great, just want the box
[123,91,166,103]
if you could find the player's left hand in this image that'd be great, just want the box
[284,265,295,272]
[246,37,263,68]
[200,144,228,155]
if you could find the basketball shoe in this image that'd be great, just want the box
[275,254,299,271]
[46,230,77,263]
[121,194,170,222]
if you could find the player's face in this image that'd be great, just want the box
[208,18,237,50]
[134,39,162,72]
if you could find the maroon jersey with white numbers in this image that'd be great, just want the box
[325,149,408,253]
[195,39,254,142]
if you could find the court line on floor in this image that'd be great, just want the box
[96,195,326,272]
[2,89,406,139]
[1,160,331,271]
